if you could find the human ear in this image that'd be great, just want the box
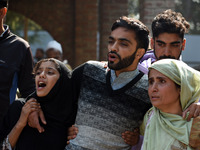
[181,38,186,51]
[136,48,145,60]
[0,7,7,18]
[150,38,154,49]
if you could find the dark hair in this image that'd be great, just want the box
[0,0,8,8]
[111,16,150,52]
[33,58,61,76]
[152,9,190,39]
[36,48,44,54]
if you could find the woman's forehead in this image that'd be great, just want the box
[149,69,168,78]
[39,61,57,69]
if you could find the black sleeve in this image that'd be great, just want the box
[0,100,24,142]
[66,63,85,126]
[18,47,35,98]
[71,63,85,103]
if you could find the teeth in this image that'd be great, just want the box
[39,82,43,86]
[38,82,46,87]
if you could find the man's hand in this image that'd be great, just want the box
[27,98,46,133]
[67,125,78,144]
[121,128,140,146]
[183,102,200,121]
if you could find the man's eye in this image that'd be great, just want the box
[172,44,180,47]
[108,40,114,44]
[158,43,164,46]
[121,43,128,46]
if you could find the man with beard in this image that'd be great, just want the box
[66,10,200,149]
[28,11,200,148]
[138,9,200,120]
[138,9,190,74]
[64,16,151,150]
[123,9,200,148]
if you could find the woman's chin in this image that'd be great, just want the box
[37,91,48,97]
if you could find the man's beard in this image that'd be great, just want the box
[107,51,136,70]
[154,45,182,60]
[158,55,176,60]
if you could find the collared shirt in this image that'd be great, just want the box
[110,69,139,90]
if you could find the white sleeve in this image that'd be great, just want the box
[2,136,12,150]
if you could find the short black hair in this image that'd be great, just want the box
[0,0,8,8]
[111,16,149,52]
[36,48,45,54]
[152,9,190,39]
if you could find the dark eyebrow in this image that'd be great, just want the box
[156,40,181,45]
[108,36,114,40]
[108,36,132,44]
[156,40,166,44]
[156,76,167,80]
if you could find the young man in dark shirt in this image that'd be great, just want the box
[0,0,35,122]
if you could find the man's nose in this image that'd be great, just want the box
[110,42,119,52]
[163,46,172,56]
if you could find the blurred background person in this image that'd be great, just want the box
[46,40,72,70]
[34,48,44,64]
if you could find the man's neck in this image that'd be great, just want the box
[0,22,5,35]
[115,65,137,77]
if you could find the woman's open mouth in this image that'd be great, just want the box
[38,81,46,89]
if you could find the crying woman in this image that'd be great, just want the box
[0,58,75,150]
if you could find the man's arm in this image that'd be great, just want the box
[67,125,140,146]
[189,116,200,149]
[18,47,35,98]
[121,128,140,146]
[27,108,46,133]
[67,125,78,144]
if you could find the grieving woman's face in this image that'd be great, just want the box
[148,69,181,114]
[35,61,60,97]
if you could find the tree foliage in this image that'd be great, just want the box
[175,0,200,34]
[128,0,139,18]
[5,11,42,43]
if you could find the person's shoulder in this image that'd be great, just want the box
[73,60,107,74]
[13,98,26,105]
[135,73,148,89]
[9,98,25,111]
[9,32,30,48]
[85,60,108,69]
